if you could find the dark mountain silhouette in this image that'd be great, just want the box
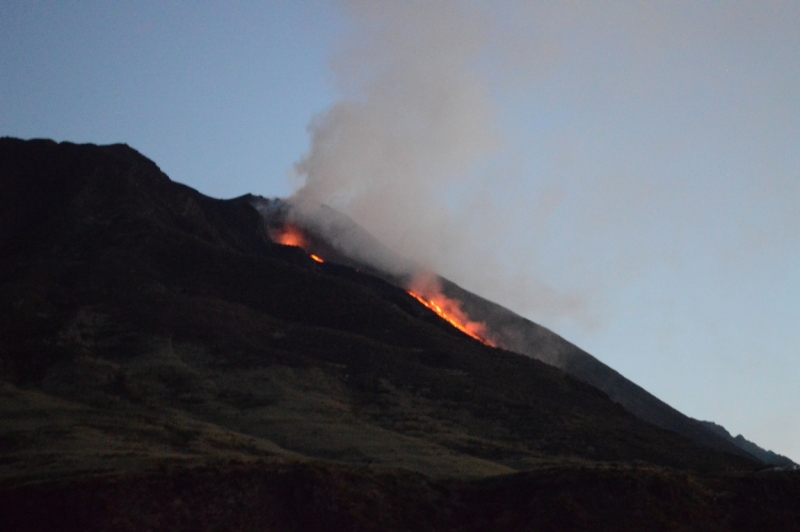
[257,195,793,466]
[699,420,796,468]
[1,137,798,531]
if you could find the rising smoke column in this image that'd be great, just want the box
[291,0,497,246]
[290,0,587,322]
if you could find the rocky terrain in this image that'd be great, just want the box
[1,138,798,531]
[259,196,795,466]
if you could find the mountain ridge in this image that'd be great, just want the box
[257,193,791,466]
[699,420,796,468]
[3,137,799,531]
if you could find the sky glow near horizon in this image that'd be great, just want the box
[2,1,798,462]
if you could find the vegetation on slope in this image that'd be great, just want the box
[2,138,797,531]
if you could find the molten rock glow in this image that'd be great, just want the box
[407,290,494,347]
[270,224,309,250]
[269,219,492,346]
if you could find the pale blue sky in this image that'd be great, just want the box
[1,1,341,198]
[2,1,798,462]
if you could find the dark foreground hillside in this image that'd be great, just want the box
[2,461,800,532]
[1,138,798,531]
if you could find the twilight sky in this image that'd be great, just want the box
[2,1,798,462]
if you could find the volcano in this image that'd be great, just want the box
[250,194,794,467]
[1,138,798,531]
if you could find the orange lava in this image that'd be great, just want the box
[270,224,491,345]
[407,291,495,347]
[270,224,309,249]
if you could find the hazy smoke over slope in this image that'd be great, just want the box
[282,0,800,463]
[290,0,586,321]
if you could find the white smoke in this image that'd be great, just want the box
[284,0,800,464]
[290,0,588,322]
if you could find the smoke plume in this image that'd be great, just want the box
[284,0,800,462]
[290,0,587,323]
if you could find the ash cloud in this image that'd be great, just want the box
[289,0,588,323]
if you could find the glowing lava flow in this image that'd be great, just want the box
[407,291,495,347]
[269,224,326,264]
[270,224,309,249]
[271,224,490,345]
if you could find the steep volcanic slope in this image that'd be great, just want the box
[699,421,796,468]
[5,138,800,531]
[255,196,782,464]
[0,137,761,479]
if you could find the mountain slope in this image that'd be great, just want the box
[260,195,780,464]
[0,137,761,479]
[6,137,800,531]
[699,421,796,468]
